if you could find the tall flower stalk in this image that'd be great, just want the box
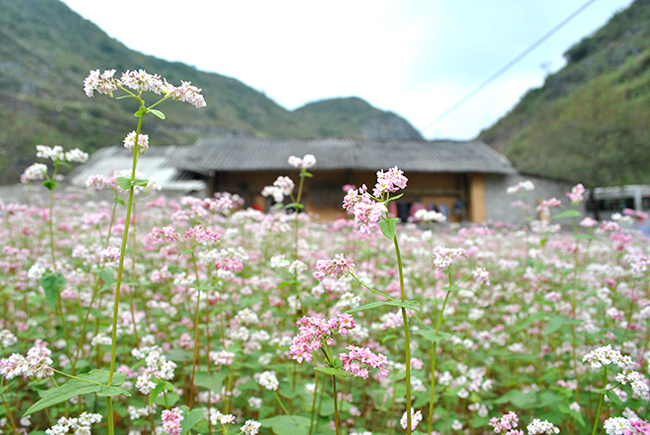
[82,68,206,434]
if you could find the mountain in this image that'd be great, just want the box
[294,97,423,140]
[479,0,650,188]
[0,0,421,185]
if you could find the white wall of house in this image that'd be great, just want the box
[484,173,586,226]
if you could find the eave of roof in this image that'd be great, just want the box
[178,137,517,175]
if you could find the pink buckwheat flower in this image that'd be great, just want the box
[313,253,355,281]
[85,174,108,189]
[339,345,389,380]
[291,314,357,363]
[123,131,150,155]
[184,225,221,245]
[161,407,184,435]
[261,176,295,203]
[567,183,585,204]
[373,166,408,197]
[489,411,522,434]
[149,226,181,243]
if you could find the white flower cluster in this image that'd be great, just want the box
[506,180,535,194]
[45,413,102,435]
[526,418,560,434]
[582,345,634,370]
[615,370,650,398]
[0,341,53,380]
[288,154,316,169]
[432,246,467,271]
[255,370,279,391]
[414,209,446,223]
[209,350,236,366]
[241,420,262,435]
[20,163,48,183]
[400,408,423,431]
[84,69,207,108]
[36,145,88,163]
[0,330,17,348]
[123,131,150,155]
[207,408,235,425]
[261,176,295,203]
[131,345,177,394]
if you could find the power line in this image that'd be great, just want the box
[422,0,598,134]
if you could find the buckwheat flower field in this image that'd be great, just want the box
[0,70,649,435]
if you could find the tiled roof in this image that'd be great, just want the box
[178,137,517,174]
[69,146,206,192]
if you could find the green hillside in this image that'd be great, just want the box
[0,0,420,184]
[479,0,650,188]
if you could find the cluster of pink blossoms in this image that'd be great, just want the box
[161,407,183,435]
[342,167,408,234]
[313,253,355,281]
[149,226,181,243]
[489,411,522,435]
[567,183,585,204]
[84,69,207,108]
[604,417,650,435]
[290,313,356,363]
[184,225,221,245]
[339,345,389,380]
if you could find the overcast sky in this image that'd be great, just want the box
[59,0,635,140]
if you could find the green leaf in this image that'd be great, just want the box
[301,171,313,178]
[24,370,126,416]
[415,329,451,343]
[379,218,399,240]
[193,372,227,393]
[606,390,623,406]
[346,299,419,314]
[558,403,586,426]
[277,280,299,288]
[96,386,132,397]
[40,273,66,311]
[284,202,304,210]
[116,177,132,190]
[314,367,354,377]
[134,107,148,117]
[0,385,8,395]
[42,180,58,191]
[259,415,311,435]
[543,315,582,335]
[99,268,114,285]
[149,109,166,120]
[133,178,149,187]
[180,408,205,435]
[552,210,582,219]
[493,389,538,409]
[148,381,174,406]
[513,311,548,332]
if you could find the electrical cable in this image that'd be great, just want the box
[422,0,599,134]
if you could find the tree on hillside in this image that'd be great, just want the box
[506,76,650,217]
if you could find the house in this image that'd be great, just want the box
[68,145,206,195]
[176,137,518,222]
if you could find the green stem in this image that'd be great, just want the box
[591,372,608,435]
[331,376,340,435]
[428,276,453,435]
[393,234,412,435]
[106,397,114,435]
[188,251,202,410]
[107,113,144,386]
[1,388,18,435]
[274,391,297,424]
[350,273,396,301]
[309,361,319,435]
